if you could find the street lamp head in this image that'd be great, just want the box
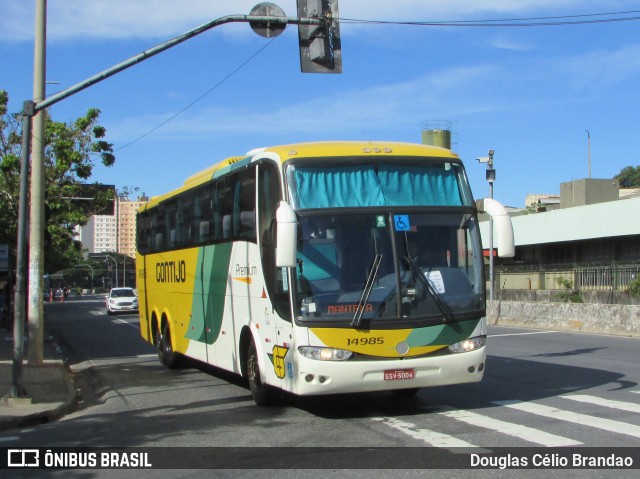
[477,156,490,164]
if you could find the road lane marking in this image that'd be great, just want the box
[494,400,640,439]
[560,394,640,414]
[371,417,487,452]
[438,407,582,447]
[489,331,557,338]
[112,318,140,329]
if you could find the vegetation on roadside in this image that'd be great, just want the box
[554,276,583,303]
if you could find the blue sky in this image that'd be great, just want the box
[2,1,640,208]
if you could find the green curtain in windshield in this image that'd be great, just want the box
[293,165,385,209]
[292,163,462,209]
[377,164,461,206]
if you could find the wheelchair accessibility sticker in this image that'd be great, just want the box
[394,215,411,232]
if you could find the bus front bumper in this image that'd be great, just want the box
[290,347,486,396]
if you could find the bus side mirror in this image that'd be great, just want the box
[275,201,298,267]
[476,198,515,258]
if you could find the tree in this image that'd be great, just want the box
[0,90,116,272]
[614,165,640,188]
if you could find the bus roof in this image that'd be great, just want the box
[142,141,460,209]
[260,141,459,162]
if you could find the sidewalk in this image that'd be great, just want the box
[0,326,77,431]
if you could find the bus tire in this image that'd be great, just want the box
[246,340,277,406]
[156,321,181,369]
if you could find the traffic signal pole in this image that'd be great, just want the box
[37,14,327,112]
[12,4,337,397]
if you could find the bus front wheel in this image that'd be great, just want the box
[246,340,277,406]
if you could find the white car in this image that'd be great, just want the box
[106,287,138,315]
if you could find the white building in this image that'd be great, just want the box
[77,195,148,258]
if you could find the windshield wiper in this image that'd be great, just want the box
[351,254,383,329]
[402,256,454,323]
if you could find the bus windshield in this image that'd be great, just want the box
[293,212,484,325]
[287,159,484,325]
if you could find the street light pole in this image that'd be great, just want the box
[585,130,591,179]
[76,264,94,292]
[105,255,118,288]
[11,104,33,398]
[27,0,47,366]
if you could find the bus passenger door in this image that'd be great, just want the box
[256,161,290,389]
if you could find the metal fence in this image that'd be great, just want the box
[495,263,640,291]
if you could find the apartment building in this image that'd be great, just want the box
[77,195,148,258]
[118,198,146,257]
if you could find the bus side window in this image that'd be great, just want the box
[165,201,176,248]
[176,192,191,247]
[218,179,233,241]
[136,212,151,254]
[236,168,256,241]
[210,182,221,241]
[222,215,232,239]
[151,210,164,251]
[192,190,203,243]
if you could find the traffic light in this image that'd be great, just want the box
[297,0,342,73]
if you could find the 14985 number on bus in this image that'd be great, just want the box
[346,337,384,346]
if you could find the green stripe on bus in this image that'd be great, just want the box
[406,318,480,347]
[186,243,233,344]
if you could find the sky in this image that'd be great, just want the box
[1,0,640,208]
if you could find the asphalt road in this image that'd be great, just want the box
[1,298,639,478]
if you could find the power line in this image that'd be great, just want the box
[340,10,640,28]
[114,9,639,151]
[115,38,277,152]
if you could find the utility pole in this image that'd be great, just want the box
[12,1,340,396]
[27,0,47,365]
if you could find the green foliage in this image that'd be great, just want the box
[554,276,583,303]
[614,165,640,188]
[0,90,116,272]
[625,276,640,297]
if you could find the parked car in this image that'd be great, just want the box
[106,287,138,315]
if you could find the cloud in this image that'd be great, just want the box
[106,63,504,144]
[558,44,640,91]
[106,36,640,147]
[486,36,535,51]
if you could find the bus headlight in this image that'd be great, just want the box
[298,346,353,361]
[447,336,486,354]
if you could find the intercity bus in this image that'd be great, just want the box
[136,141,514,405]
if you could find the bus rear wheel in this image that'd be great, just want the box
[156,321,181,369]
[246,340,277,406]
